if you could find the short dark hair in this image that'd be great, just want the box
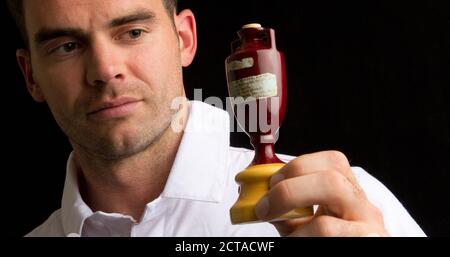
[6,0,178,46]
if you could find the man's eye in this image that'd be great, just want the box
[114,28,148,41]
[128,29,144,39]
[52,42,80,55]
[116,29,147,41]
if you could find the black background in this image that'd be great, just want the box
[1,0,449,237]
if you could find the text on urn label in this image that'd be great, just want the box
[229,73,278,100]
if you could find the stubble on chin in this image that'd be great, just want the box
[70,102,174,161]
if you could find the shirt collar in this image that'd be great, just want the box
[161,101,230,202]
[60,101,231,236]
[61,153,94,236]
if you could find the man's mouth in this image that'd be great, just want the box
[87,97,143,120]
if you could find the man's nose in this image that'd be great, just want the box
[85,41,125,86]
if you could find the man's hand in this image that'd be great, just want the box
[255,151,389,237]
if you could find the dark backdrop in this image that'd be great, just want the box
[1,0,448,236]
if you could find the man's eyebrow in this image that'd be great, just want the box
[33,11,156,45]
[34,28,84,45]
[110,11,157,27]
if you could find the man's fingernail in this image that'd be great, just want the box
[270,173,285,187]
[255,196,270,219]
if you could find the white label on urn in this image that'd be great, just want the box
[230,73,278,100]
[227,57,254,72]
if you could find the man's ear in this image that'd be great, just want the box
[175,9,197,67]
[16,49,45,102]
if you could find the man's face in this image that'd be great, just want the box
[21,0,193,159]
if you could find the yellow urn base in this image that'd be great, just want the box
[230,163,314,225]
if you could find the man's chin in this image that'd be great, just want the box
[72,132,150,160]
[89,142,151,160]
[73,118,171,160]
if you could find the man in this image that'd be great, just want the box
[8,0,425,237]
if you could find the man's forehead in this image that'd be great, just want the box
[24,0,164,31]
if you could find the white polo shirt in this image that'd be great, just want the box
[26,101,425,237]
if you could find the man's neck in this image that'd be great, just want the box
[72,106,189,221]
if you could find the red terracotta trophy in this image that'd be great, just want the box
[226,24,313,224]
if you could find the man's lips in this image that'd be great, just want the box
[87,97,142,119]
